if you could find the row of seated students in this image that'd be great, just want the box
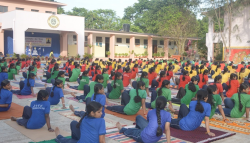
[1,57,250,142]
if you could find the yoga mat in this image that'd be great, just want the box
[29,136,71,143]
[5,120,70,142]
[170,85,178,89]
[202,117,250,135]
[105,108,147,121]
[170,127,236,143]
[66,97,119,106]
[15,94,35,99]
[106,130,187,143]
[0,103,23,120]
[59,111,126,130]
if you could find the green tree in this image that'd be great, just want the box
[197,16,209,59]
[57,7,65,14]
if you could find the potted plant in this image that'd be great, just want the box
[168,53,171,58]
[89,53,94,62]
[106,51,111,57]
[144,51,148,58]
[87,44,93,49]
[161,52,165,58]
[118,53,121,58]
[75,54,80,60]
[41,56,45,60]
[115,53,118,58]
[153,53,157,58]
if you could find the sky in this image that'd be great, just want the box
[56,0,138,18]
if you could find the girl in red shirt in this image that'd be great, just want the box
[131,64,139,79]
[92,66,102,81]
[107,62,112,75]
[226,73,239,98]
[81,62,86,72]
[165,66,174,82]
[198,69,209,88]
[210,75,224,101]
[157,71,167,88]
[148,67,157,85]
[178,70,191,89]
[123,66,132,87]
[88,63,96,77]
[36,58,41,69]
[21,59,26,69]
[63,60,70,70]
[115,65,123,73]
[48,59,56,73]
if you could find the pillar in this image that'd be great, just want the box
[130,36,135,59]
[0,29,4,54]
[77,31,85,58]
[164,38,169,59]
[110,34,115,59]
[60,32,67,56]
[13,28,25,55]
[87,33,93,55]
[148,36,152,59]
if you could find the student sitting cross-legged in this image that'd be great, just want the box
[48,79,66,109]
[54,101,106,143]
[11,90,54,132]
[170,90,215,137]
[0,66,8,84]
[17,73,36,96]
[66,71,89,90]
[116,96,171,143]
[106,81,147,116]
[0,80,12,112]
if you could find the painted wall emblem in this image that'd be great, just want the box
[48,15,60,28]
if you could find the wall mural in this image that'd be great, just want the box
[228,49,250,63]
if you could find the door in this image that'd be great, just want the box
[152,40,157,54]
[105,37,110,57]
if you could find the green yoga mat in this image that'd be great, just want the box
[29,136,71,143]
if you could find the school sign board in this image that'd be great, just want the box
[25,37,52,47]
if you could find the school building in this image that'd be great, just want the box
[0,0,199,60]
[0,0,85,57]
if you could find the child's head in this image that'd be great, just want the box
[113,72,122,88]
[37,90,49,101]
[75,64,80,69]
[238,83,249,112]
[214,75,222,83]
[95,74,104,83]
[56,71,65,79]
[93,84,104,100]
[134,81,146,103]
[155,96,167,137]
[240,67,245,73]
[16,61,20,66]
[102,68,108,74]
[207,85,217,108]
[50,79,63,97]
[140,72,148,81]
[241,61,245,65]
[223,67,228,74]
[158,80,170,96]
[9,63,15,69]
[28,66,35,72]
[81,71,88,77]
[117,65,122,70]
[51,59,56,64]
[158,71,166,82]
[76,101,103,127]
[191,76,198,85]
[1,79,10,90]
[1,66,7,72]
[195,90,208,113]
[149,67,155,74]
[124,66,130,73]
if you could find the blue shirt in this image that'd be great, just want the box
[0,72,8,84]
[78,116,106,143]
[20,78,35,95]
[141,109,171,143]
[48,86,64,105]
[0,89,12,111]
[91,94,106,118]
[26,100,50,129]
[179,101,211,131]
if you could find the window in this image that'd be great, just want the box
[135,39,140,45]
[144,40,148,45]
[85,36,88,41]
[160,40,164,45]
[46,11,52,13]
[169,41,171,45]
[117,38,122,43]
[73,35,77,41]
[0,6,8,12]
[126,38,130,44]
[174,41,176,45]
[96,37,102,42]
[31,9,39,12]
[16,7,24,10]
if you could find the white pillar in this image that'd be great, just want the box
[76,30,85,58]
[13,28,26,55]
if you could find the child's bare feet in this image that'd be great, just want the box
[55,127,60,137]
[44,83,47,89]
[116,122,122,131]
[69,104,75,112]
[67,83,70,87]
[11,117,17,121]
[40,77,43,81]
[70,93,76,98]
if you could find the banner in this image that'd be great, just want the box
[227,49,250,63]
[25,37,52,47]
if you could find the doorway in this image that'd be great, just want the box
[152,40,157,54]
[105,37,110,57]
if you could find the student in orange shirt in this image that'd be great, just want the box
[123,66,132,87]
[210,75,224,101]
[178,70,191,89]
[237,61,245,72]
[198,69,209,89]
[106,62,112,75]
[165,66,175,83]
[115,65,123,74]
[92,66,102,81]
[157,71,167,88]
[148,67,157,86]
[131,64,139,79]
[226,73,239,98]
[88,63,96,77]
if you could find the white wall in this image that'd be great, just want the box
[0,10,85,56]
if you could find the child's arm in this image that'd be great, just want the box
[146,88,150,97]
[220,92,224,102]
[168,101,175,113]
[45,114,54,132]
[245,108,250,119]
[165,122,171,143]
[0,104,9,107]
[13,74,16,80]
[218,105,228,122]
[61,97,66,109]
[31,87,35,96]
[141,98,147,116]
[99,135,106,143]
[204,116,215,136]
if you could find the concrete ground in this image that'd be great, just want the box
[0,66,250,143]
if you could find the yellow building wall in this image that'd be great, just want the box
[134,46,147,54]
[68,45,78,57]
[115,46,130,54]
[84,47,88,54]
[93,45,105,57]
